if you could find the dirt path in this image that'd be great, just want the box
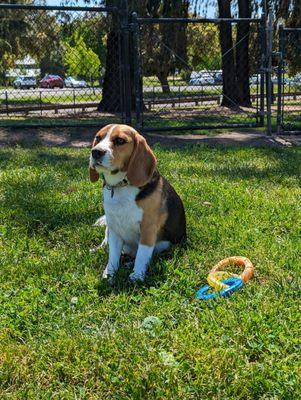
[0,127,300,148]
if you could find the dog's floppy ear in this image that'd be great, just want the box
[127,133,157,187]
[90,133,99,182]
[89,167,99,183]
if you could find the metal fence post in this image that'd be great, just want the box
[259,14,266,127]
[5,91,9,115]
[73,89,76,114]
[132,12,143,129]
[120,0,131,124]
[277,25,284,134]
[266,11,273,135]
[39,90,42,115]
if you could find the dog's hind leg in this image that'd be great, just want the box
[154,241,171,254]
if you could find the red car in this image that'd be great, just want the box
[39,75,64,89]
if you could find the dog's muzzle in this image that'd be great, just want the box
[91,149,107,166]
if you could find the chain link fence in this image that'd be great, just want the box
[0,4,124,127]
[1,3,301,134]
[277,27,301,133]
[132,16,265,132]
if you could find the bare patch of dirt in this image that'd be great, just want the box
[0,126,299,149]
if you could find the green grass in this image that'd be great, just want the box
[281,110,301,131]
[0,116,120,128]
[142,110,260,131]
[143,86,262,99]
[0,144,300,399]
[0,93,101,106]
[0,108,259,131]
[143,76,186,87]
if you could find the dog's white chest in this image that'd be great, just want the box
[103,185,143,245]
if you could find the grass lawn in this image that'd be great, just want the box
[0,93,102,107]
[0,144,300,399]
[0,112,260,132]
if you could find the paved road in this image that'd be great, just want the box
[0,83,264,101]
[1,80,286,101]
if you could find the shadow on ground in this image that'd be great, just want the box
[0,126,300,148]
[1,144,299,242]
[176,146,301,182]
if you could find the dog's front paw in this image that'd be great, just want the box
[129,271,145,283]
[102,265,114,284]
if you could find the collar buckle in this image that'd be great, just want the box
[103,178,128,198]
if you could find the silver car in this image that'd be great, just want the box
[189,74,215,85]
[64,76,87,88]
[13,76,37,89]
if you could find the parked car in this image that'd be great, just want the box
[64,76,87,88]
[213,72,223,84]
[189,73,215,85]
[271,76,289,84]
[250,74,261,85]
[290,74,301,85]
[39,75,64,89]
[13,76,37,89]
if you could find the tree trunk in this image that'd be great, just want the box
[236,0,251,106]
[98,0,125,113]
[98,1,137,113]
[98,0,189,113]
[97,30,122,112]
[217,0,237,107]
[157,72,170,93]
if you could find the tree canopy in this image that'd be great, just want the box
[64,33,101,81]
[0,4,106,85]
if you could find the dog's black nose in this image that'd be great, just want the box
[92,149,106,160]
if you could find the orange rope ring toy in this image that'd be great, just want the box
[195,256,254,300]
[209,256,254,284]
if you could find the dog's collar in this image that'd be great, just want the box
[102,174,128,198]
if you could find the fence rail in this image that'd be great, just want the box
[136,17,262,24]
[0,3,117,12]
[1,102,99,114]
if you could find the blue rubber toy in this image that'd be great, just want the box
[195,277,244,300]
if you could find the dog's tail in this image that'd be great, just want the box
[93,215,107,227]
[90,215,108,252]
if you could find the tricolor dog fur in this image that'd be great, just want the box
[89,124,186,283]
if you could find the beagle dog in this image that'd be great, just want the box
[89,124,186,282]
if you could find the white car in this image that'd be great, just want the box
[64,76,87,88]
[290,74,301,85]
[13,76,37,89]
[189,74,215,85]
[250,74,261,84]
[271,76,289,84]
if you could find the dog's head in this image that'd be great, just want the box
[89,124,157,187]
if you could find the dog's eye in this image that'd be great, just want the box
[95,136,101,143]
[113,137,126,146]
